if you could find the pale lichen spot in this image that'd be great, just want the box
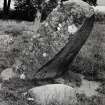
[68,24,78,34]
[27,97,34,101]
[57,27,61,31]
[32,35,36,39]
[20,73,26,80]
[45,22,49,27]
[45,0,50,3]
[58,23,62,28]
[22,92,27,96]
[32,34,40,39]
[43,53,47,57]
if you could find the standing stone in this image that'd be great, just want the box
[0,0,94,79]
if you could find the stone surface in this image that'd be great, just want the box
[63,0,94,17]
[28,84,77,105]
[0,68,17,81]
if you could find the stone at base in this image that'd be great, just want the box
[28,84,77,105]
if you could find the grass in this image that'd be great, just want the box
[71,22,105,81]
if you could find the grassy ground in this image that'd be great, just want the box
[0,20,105,105]
[72,22,105,81]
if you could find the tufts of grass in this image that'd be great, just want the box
[70,22,105,81]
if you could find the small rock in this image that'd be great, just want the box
[0,68,17,81]
[28,84,77,105]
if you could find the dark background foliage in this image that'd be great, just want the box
[0,0,97,21]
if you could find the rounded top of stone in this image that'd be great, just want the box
[60,0,94,18]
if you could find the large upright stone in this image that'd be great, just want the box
[0,0,94,79]
[24,0,94,79]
